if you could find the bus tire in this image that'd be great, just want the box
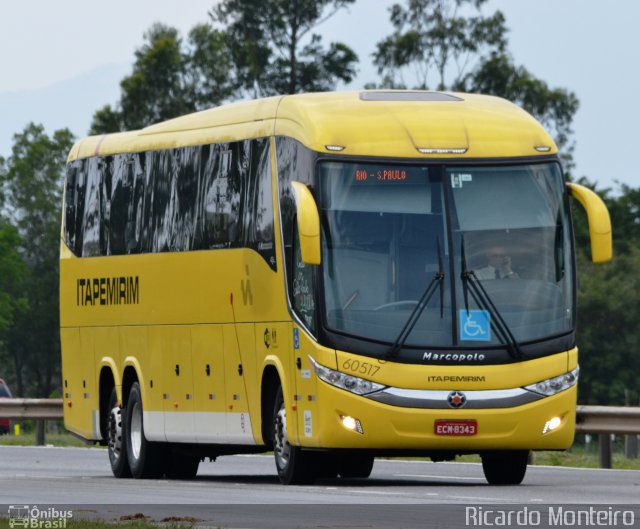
[273,386,318,485]
[107,387,131,478]
[124,382,165,479]
[481,450,529,485]
[338,453,375,479]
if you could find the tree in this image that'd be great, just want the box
[0,123,74,397]
[576,248,640,406]
[570,179,640,406]
[372,0,578,166]
[91,2,358,133]
[211,0,359,96]
[90,23,236,133]
[373,0,507,90]
[0,221,28,395]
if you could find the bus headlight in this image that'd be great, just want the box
[525,367,579,396]
[308,356,386,396]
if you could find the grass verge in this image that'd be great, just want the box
[0,519,202,529]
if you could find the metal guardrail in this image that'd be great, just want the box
[576,405,640,468]
[0,399,64,446]
[4,400,637,432]
[0,400,638,466]
[0,398,64,420]
[576,405,640,435]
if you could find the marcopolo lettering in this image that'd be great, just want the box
[76,276,140,306]
[422,352,486,362]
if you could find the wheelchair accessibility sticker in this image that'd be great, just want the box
[460,310,491,341]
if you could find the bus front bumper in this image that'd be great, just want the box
[302,382,577,451]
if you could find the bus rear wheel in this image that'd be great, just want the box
[124,382,165,479]
[273,386,319,485]
[107,387,131,478]
[481,450,529,485]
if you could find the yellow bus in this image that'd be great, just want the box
[60,90,612,485]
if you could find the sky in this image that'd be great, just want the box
[0,0,638,192]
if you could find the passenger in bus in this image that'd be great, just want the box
[474,245,519,280]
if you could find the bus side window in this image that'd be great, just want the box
[109,154,130,255]
[64,162,78,253]
[244,139,276,269]
[81,157,103,257]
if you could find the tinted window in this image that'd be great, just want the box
[63,139,275,269]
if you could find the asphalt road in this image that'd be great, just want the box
[1,446,639,528]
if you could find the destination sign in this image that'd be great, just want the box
[351,164,428,185]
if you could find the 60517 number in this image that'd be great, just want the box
[342,359,380,377]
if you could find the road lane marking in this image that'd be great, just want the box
[396,473,485,481]
[345,490,405,496]
[449,495,517,502]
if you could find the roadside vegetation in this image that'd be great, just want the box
[0,420,89,447]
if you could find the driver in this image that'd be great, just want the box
[474,245,518,280]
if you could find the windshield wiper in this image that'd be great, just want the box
[388,238,445,358]
[460,236,523,360]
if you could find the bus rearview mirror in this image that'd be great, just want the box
[291,181,321,265]
[567,182,613,263]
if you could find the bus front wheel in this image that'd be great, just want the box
[481,450,529,485]
[124,382,165,479]
[273,386,318,485]
[338,453,375,478]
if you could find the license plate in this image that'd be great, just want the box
[434,419,478,436]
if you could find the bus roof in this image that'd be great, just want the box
[68,90,557,161]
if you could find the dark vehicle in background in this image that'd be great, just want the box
[0,378,12,434]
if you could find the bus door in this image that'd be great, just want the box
[290,325,322,446]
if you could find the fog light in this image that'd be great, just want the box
[340,415,364,434]
[542,416,562,434]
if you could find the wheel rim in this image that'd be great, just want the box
[274,402,290,469]
[130,400,143,460]
[107,406,123,461]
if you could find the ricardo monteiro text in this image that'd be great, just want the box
[77,276,139,306]
[465,506,635,527]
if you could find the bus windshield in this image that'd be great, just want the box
[318,161,574,351]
